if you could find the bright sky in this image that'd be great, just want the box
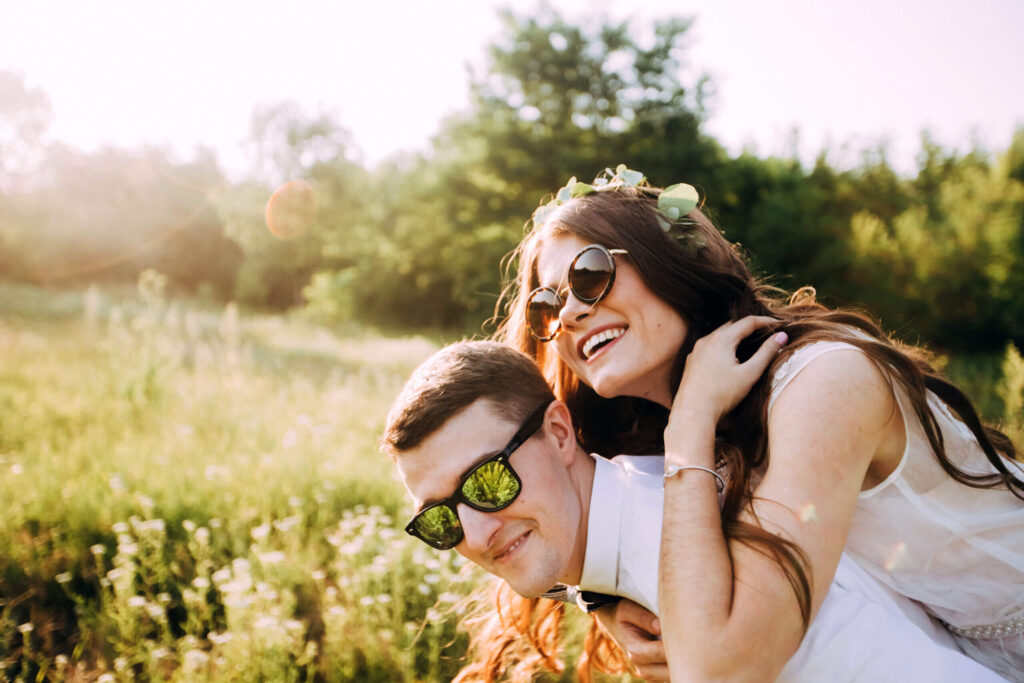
[3,0,1022,177]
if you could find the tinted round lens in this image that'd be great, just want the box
[462,459,521,510]
[526,288,563,340]
[569,247,614,302]
[412,505,462,549]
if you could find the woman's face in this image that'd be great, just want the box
[533,233,688,407]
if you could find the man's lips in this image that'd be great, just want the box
[578,325,627,360]
[494,530,531,562]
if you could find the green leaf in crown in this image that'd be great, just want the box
[658,183,699,220]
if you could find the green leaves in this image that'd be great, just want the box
[658,182,699,219]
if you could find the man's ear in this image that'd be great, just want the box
[544,400,578,465]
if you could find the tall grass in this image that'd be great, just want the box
[0,279,560,681]
[2,278,1018,682]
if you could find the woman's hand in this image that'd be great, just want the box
[672,315,787,427]
[593,600,669,681]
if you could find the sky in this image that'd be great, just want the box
[3,0,1023,178]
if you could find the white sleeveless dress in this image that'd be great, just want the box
[769,341,1024,682]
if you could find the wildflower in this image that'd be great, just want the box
[17,623,33,634]
[209,631,233,645]
[254,615,279,630]
[184,649,210,670]
[109,476,125,492]
[288,495,303,508]
[257,551,286,565]
[54,654,69,668]
[273,515,300,533]
[56,572,73,584]
[377,594,392,604]
[209,518,223,528]
[251,523,271,541]
[146,603,164,620]
[183,520,197,533]
[97,674,116,683]
[193,576,211,589]
[311,569,326,581]
[211,568,232,585]
[10,464,22,475]
[195,527,210,544]
[117,542,139,556]
[424,573,440,585]
[359,596,374,606]
[127,596,147,608]
[157,592,171,604]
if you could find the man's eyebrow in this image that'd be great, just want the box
[415,448,504,511]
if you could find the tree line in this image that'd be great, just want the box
[1,7,1022,351]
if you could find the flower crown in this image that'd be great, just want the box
[531,164,707,255]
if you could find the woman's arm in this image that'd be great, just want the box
[658,319,897,682]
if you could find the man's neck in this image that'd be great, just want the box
[560,444,595,586]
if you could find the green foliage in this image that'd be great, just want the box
[0,283,616,682]
[846,133,1024,350]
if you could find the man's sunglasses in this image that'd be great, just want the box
[525,244,628,341]
[405,401,552,550]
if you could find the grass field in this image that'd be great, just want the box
[0,280,573,682]
[1,279,1020,682]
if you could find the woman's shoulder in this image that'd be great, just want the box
[769,338,868,404]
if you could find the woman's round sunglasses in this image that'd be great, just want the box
[404,401,551,550]
[525,244,628,341]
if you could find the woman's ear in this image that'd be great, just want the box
[544,400,578,465]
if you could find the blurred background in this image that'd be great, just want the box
[1,1,1022,680]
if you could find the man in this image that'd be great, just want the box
[382,341,1003,682]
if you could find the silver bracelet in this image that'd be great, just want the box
[662,464,725,492]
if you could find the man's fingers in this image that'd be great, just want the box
[623,638,666,666]
[633,663,670,682]
[617,600,661,636]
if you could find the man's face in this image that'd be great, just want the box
[396,399,586,597]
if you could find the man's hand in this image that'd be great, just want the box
[593,600,668,681]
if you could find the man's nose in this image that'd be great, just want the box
[457,503,502,553]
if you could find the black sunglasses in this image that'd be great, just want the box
[525,244,628,341]
[405,401,552,550]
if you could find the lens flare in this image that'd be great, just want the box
[265,180,317,239]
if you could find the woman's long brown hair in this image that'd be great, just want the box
[460,183,1022,681]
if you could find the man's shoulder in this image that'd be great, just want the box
[609,453,664,477]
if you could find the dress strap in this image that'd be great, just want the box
[944,613,1024,639]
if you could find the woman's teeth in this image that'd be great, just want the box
[582,328,624,359]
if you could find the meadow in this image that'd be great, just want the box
[1,279,1020,682]
[0,279,617,682]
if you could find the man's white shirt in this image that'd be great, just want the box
[577,454,1008,682]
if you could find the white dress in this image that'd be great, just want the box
[769,340,1024,682]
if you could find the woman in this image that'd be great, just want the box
[488,166,1023,681]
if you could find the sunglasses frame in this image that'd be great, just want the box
[404,400,552,550]
[525,244,628,342]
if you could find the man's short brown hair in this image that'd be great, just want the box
[381,341,555,458]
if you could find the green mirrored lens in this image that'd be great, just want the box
[569,247,614,301]
[462,459,520,509]
[413,504,461,548]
